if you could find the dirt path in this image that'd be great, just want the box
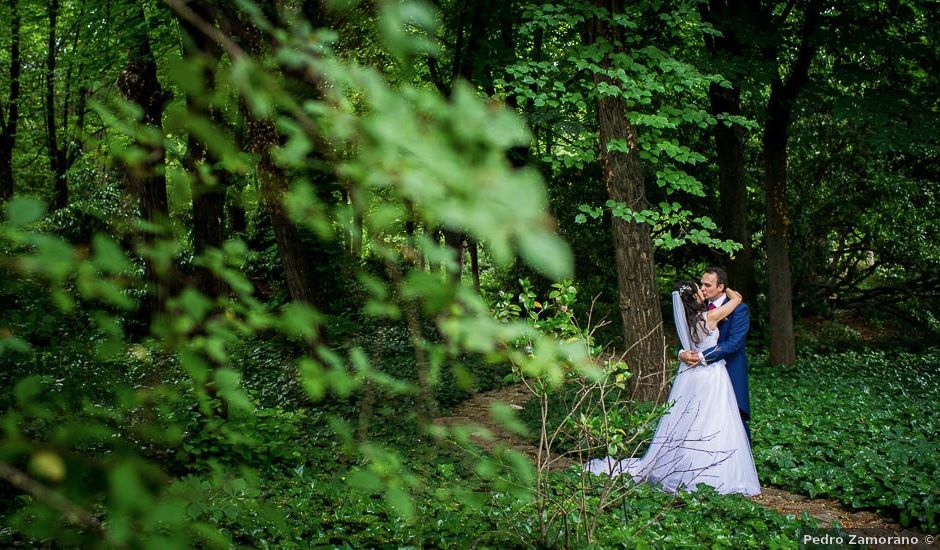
[434,384,575,471]
[434,383,937,547]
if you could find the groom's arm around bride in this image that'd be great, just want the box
[699,302,749,365]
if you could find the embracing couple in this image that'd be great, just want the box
[586,267,760,497]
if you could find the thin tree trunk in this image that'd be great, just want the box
[762,101,796,365]
[436,0,491,282]
[469,239,480,292]
[65,0,87,170]
[0,146,12,200]
[351,193,363,258]
[245,117,323,336]
[45,0,68,210]
[116,3,173,320]
[404,202,419,268]
[588,0,666,403]
[709,82,756,301]
[759,1,821,366]
[443,229,464,282]
[0,0,21,200]
[701,0,757,301]
[244,118,322,316]
[228,190,247,234]
[180,0,227,298]
[227,91,248,235]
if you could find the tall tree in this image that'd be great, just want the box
[759,0,823,366]
[116,1,173,319]
[44,0,89,210]
[179,0,227,298]
[700,0,757,302]
[586,0,666,403]
[45,0,67,209]
[227,0,325,345]
[0,0,21,200]
[784,1,940,320]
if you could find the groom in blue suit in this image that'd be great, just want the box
[679,267,752,443]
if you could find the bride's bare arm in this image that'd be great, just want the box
[706,289,742,330]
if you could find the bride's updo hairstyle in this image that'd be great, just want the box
[675,280,709,343]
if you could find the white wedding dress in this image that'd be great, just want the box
[585,310,761,496]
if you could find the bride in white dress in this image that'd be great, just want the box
[585,282,760,496]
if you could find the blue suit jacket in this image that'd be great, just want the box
[700,303,751,420]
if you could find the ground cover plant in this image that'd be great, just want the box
[752,349,940,530]
[1,319,822,549]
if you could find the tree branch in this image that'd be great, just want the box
[781,0,822,98]
[776,0,800,28]
[426,55,450,95]
[0,460,104,534]
[162,0,247,62]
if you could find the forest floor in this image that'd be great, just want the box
[433,383,937,548]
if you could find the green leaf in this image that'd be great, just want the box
[490,401,529,437]
[347,469,383,493]
[5,197,46,227]
[109,461,150,510]
[279,301,323,342]
[92,234,134,273]
[384,485,415,522]
[517,231,573,281]
[214,368,255,411]
[14,375,48,406]
[299,358,326,401]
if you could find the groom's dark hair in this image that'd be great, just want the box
[704,266,729,289]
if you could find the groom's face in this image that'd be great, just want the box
[700,273,725,301]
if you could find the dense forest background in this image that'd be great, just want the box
[0,0,937,547]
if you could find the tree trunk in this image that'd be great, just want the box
[699,0,757,300]
[45,0,68,210]
[762,99,796,365]
[0,147,12,201]
[180,1,227,298]
[242,120,321,316]
[404,203,420,269]
[191,184,227,295]
[228,191,247,234]
[443,229,464,282]
[434,0,493,282]
[0,0,21,201]
[700,0,757,301]
[588,0,666,403]
[233,2,324,345]
[709,82,756,301]
[246,118,323,319]
[351,193,363,258]
[469,239,480,292]
[759,1,821,366]
[116,3,173,320]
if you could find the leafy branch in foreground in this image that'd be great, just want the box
[0,1,589,544]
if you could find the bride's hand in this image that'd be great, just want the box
[725,288,742,302]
